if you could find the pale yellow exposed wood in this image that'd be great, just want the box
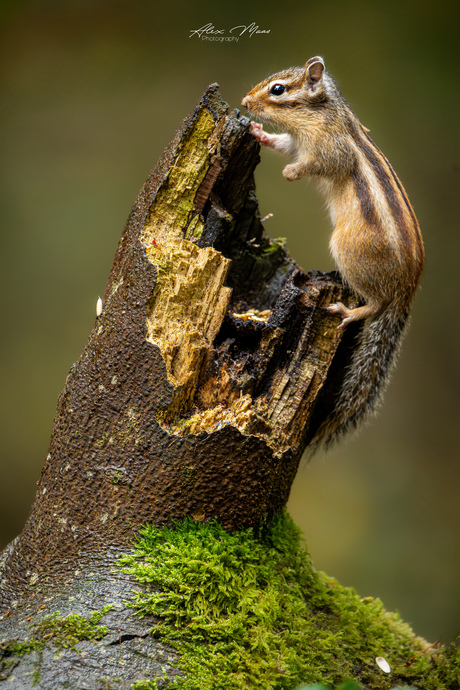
[141,101,351,456]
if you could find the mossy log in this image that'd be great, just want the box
[2,85,454,689]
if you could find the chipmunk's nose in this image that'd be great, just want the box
[242,96,249,108]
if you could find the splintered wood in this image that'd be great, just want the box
[141,94,353,457]
[146,239,231,414]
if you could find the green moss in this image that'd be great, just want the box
[297,681,362,690]
[119,512,459,690]
[185,215,204,240]
[262,237,287,253]
[131,680,165,689]
[32,606,113,650]
[143,108,215,244]
[297,681,416,690]
[0,606,114,686]
[0,606,113,667]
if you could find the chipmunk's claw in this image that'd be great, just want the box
[250,121,273,146]
[327,302,351,330]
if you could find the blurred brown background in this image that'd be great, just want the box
[1,0,459,645]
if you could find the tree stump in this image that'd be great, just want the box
[0,85,368,688]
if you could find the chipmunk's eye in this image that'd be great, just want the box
[269,83,286,96]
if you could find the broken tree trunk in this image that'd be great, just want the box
[0,85,363,687]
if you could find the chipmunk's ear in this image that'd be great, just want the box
[304,57,325,90]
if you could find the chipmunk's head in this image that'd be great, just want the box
[242,57,332,130]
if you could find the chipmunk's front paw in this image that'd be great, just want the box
[282,163,305,181]
[250,122,274,146]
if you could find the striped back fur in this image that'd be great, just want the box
[243,57,424,450]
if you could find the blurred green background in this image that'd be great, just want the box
[1,0,459,644]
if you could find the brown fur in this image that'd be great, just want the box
[242,57,424,447]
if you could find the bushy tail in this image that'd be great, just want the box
[312,305,411,450]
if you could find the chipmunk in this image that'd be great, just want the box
[242,56,424,448]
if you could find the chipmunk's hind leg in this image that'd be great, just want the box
[327,301,380,330]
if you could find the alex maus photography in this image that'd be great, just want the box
[0,1,458,688]
[189,22,271,42]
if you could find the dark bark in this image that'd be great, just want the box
[0,85,360,688]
